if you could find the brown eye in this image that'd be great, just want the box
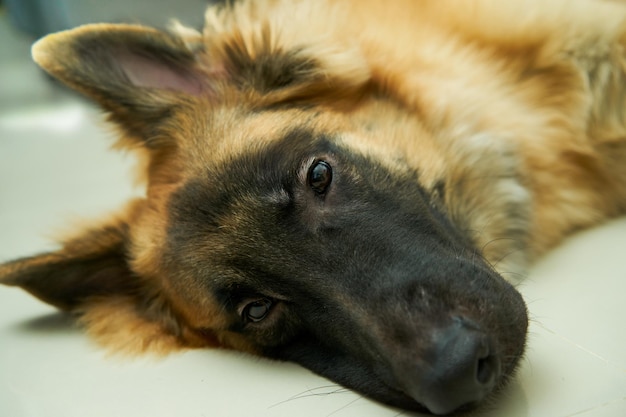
[243,299,273,323]
[308,161,332,194]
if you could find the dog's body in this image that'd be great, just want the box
[2,0,626,414]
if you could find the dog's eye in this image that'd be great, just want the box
[308,160,332,194]
[242,299,273,323]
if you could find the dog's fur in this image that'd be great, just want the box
[2,0,626,414]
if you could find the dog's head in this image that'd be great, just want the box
[0,10,528,416]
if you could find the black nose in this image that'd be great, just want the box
[402,317,501,415]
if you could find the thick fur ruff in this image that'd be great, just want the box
[1,0,625,414]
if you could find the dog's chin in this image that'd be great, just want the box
[384,384,499,416]
[370,389,459,416]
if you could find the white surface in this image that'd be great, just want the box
[1,12,625,417]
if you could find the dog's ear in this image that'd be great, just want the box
[0,212,208,353]
[0,219,135,311]
[32,24,210,144]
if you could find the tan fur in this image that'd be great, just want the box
[171,0,626,267]
[2,0,626,357]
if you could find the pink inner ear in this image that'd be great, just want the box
[117,51,204,96]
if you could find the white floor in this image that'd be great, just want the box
[1,9,625,417]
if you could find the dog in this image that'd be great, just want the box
[2,0,626,414]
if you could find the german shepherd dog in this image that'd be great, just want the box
[2,0,626,414]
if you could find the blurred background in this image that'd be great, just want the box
[4,0,212,37]
[1,0,216,117]
[0,0,218,260]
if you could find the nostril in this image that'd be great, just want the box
[398,319,502,415]
[476,353,498,385]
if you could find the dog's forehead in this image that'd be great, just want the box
[149,100,445,291]
[168,125,330,230]
[173,102,325,169]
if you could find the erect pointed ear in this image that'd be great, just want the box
[32,24,212,144]
[0,211,211,353]
[0,220,134,311]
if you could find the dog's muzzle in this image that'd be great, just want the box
[394,316,501,415]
